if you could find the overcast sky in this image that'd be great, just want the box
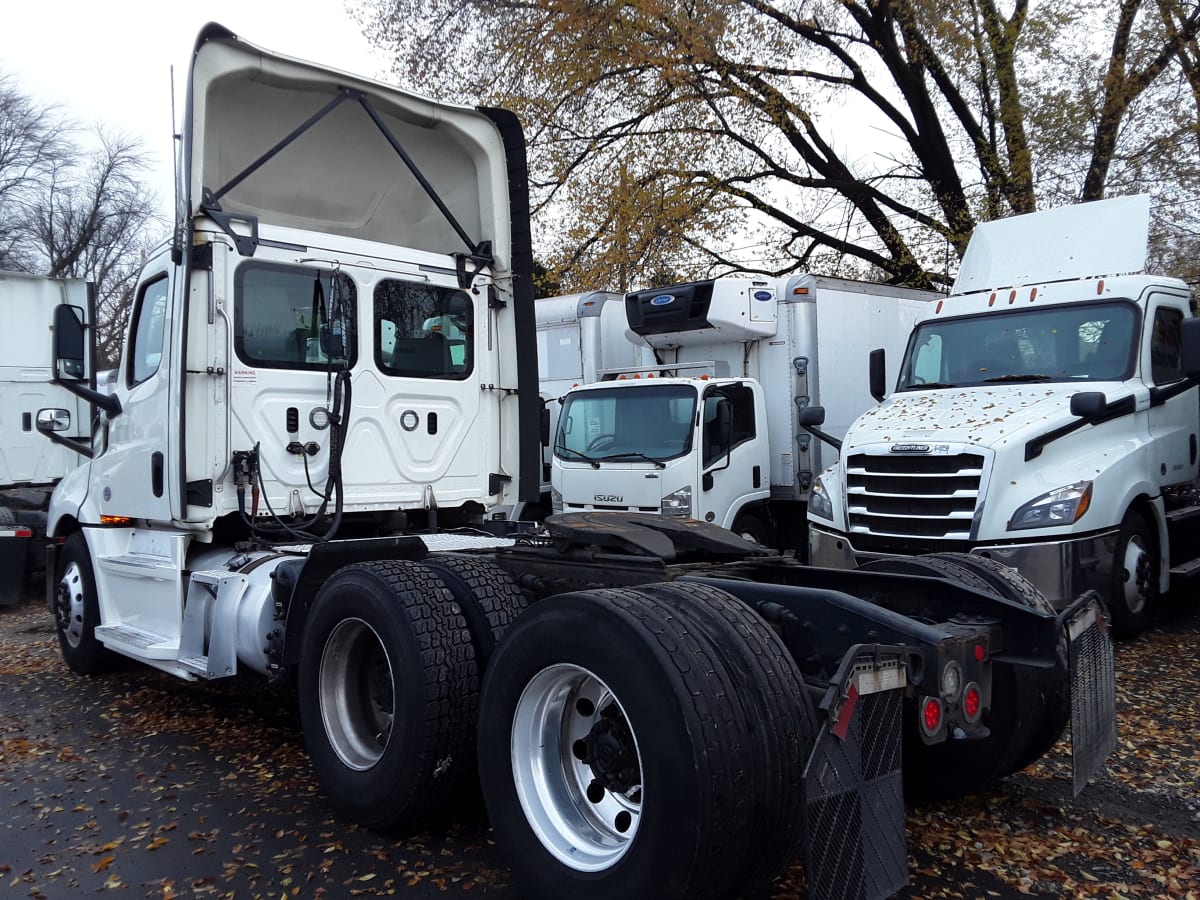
[2,0,391,219]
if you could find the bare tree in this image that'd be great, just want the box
[355,0,1200,290]
[0,73,71,271]
[0,72,164,366]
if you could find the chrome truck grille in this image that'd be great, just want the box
[845,452,984,541]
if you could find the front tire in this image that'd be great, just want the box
[54,532,117,675]
[1107,510,1156,638]
[298,560,478,830]
[478,588,768,900]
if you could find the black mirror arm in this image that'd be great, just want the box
[799,422,843,453]
[37,428,94,459]
[52,378,121,418]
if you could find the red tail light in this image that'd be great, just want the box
[963,684,982,723]
[921,697,942,735]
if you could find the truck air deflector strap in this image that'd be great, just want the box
[1025,394,1137,461]
[479,106,540,504]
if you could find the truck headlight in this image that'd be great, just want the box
[661,486,692,517]
[1008,481,1092,531]
[551,488,563,514]
[808,478,834,522]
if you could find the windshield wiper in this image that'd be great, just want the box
[599,452,667,469]
[555,446,600,468]
[904,382,958,390]
[982,374,1052,383]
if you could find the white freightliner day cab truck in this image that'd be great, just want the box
[550,275,937,552]
[37,24,1116,900]
[804,195,1200,638]
[0,271,94,605]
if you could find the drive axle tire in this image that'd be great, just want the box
[634,580,815,893]
[861,554,1065,801]
[478,587,767,900]
[421,553,529,673]
[1107,510,1157,639]
[54,532,118,675]
[298,560,477,831]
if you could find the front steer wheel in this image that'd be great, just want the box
[478,587,780,900]
[298,560,478,831]
[54,532,118,675]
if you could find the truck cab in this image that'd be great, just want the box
[808,194,1200,636]
[553,374,771,534]
[40,24,538,676]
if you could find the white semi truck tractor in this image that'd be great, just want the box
[37,24,1115,900]
[805,195,1200,638]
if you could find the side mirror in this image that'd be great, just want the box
[868,348,886,402]
[1070,391,1107,419]
[1182,317,1200,378]
[539,404,550,447]
[36,408,71,433]
[53,304,87,381]
[796,405,826,428]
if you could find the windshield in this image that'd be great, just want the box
[897,301,1138,391]
[555,384,697,462]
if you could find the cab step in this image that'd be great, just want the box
[177,570,250,680]
[1165,503,1200,524]
[94,624,178,659]
[1169,556,1200,579]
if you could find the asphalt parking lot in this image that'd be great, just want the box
[1,582,1197,899]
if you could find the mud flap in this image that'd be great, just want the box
[1067,596,1117,796]
[803,654,907,900]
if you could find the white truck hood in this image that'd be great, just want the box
[847,384,1128,451]
[182,23,510,264]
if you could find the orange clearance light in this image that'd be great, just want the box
[618,374,626,380]
[1097,279,1105,295]
[935,300,944,314]
[793,286,810,295]
[1029,288,1038,301]
[988,293,996,307]
[700,374,709,380]
[1008,290,1017,304]
[100,515,131,525]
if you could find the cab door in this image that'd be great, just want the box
[1144,293,1198,487]
[697,382,770,528]
[95,261,176,523]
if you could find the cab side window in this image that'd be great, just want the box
[375,280,473,379]
[1150,307,1184,386]
[128,277,169,387]
[702,384,755,467]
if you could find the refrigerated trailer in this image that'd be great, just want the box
[36,24,1114,900]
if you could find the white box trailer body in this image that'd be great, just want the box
[551,274,937,548]
[0,271,92,604]
[809,194,1200,637]
[0,271,91,488]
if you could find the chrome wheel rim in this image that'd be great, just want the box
[1119,534,1150,616]
[319,617,394,771]
[511,664,642,872]
[57,561,86,649]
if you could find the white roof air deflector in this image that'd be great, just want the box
[952,194,1150,295]
[182,24,510,273]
